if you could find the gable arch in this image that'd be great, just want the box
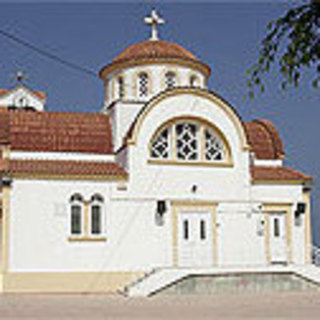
[126,87,250,151]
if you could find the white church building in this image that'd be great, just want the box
[0,11,318,295]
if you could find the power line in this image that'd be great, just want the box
[0,28,97,78]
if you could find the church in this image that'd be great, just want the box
[0,11,317,295]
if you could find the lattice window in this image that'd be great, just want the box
[138,72,149,97]
[149,120,229,164]
[118,76,125,99]
[151,128,170,159]
[165,72,176,90]
[205,129,225,161]
[176,123,199,161]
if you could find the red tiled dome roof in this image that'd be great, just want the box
[113,40,198,63]
[99,40,211,78]
[244,119,285,160]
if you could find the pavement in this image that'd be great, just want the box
[0,291,320,319]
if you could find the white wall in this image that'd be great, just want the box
[9,180,172,272]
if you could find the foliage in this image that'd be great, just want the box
[246,0,320,99]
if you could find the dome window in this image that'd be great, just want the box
[165,71,176,90]
[138,72,149,98]
[117,76,125,99]
[190,75,199,88]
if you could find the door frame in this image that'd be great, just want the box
[263,203,293,265]
[171,201,217,267]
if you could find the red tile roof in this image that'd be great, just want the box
[113,40,198,63]
[100,40,211,78]
[0,109,113,154]
[244,119,284,160]
[251,166,312,182]
[0,88,46,102]
[0,159,127,179]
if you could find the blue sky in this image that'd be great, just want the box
[0,2,319,243]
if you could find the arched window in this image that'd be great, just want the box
[90,194,104,236]
[117,76,125,99]
[190,75,199,88]
[69,193,84,235]
[138,72,149,97]
[165,71,176,90]
[150,119,230,164]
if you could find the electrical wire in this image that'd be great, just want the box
[0,29,97,78]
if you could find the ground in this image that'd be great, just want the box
[0,292,320,319]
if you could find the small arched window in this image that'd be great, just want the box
[150,119,230,165]
[165,72,176,90]
[90,194,104,236]
[117,76,125,99]
[69,193,84,235]
[190,75,199,88]
[138,72,149,97]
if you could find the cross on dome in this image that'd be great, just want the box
[13,70,28,83]
[144,10,165,41]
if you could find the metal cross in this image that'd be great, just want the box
[144,10,165,41]
[13,70,27,83]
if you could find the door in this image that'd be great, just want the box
[178,211,213,267]
[269,213,287,264]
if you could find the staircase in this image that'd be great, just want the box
[124,268,190,297]
[124,246,320,297]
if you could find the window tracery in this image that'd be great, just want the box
[150,119,228,164]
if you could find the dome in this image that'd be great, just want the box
[99,40,211,79]
[113,40,198,63]
[244,119,285,160]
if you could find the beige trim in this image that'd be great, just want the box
[1,186,10,273]
[148,116,233,167]
[303,190,312,263]
[263,203,293,264]
[252,180,309,185]
[171,201,217,267]
[83,203,89,236]
[148,159,233,167]
[99,58,211,80]
[1,146,10,159]
[10,173,127,182]
[127,88,250,151]
[68,236,107,242]
[264,212,270,264]
[2,271,143,293]
[69,201,106,243]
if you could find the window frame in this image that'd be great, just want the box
[69,194,85,237]
[149,118,232,167]
[117,76,125,100]
[165,71,177,90]
[89,194,105,238]
[137,72,150,98]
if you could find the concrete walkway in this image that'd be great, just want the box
[1,291,320,319]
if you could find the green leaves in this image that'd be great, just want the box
[246,0,319,99]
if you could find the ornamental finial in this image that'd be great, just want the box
[144,9,165,41]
